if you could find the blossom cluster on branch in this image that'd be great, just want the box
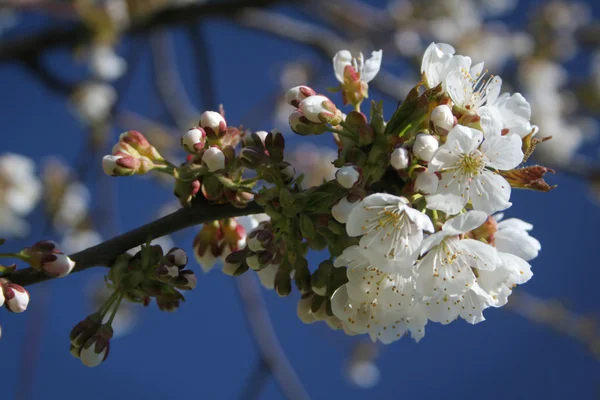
[0,42,553,366]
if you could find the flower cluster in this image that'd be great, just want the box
[101,43,552,351]
[323,43,547,343]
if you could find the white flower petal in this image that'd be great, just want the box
[470,171,512,214]
[442,211,488,235]
[361,50,382,83]
[481,133,523,170]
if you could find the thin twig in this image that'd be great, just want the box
[149,31,199,130]
[236,9,410,101]
[239,358,271,400]
[186,22,217,111]
[234,274,310,400]
[0,0,296,62]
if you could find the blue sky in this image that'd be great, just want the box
[0,1,599,399]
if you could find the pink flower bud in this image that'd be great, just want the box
[289,109,328,136]
[193,222,224,273]
[2,281,29,313]
[412,134,439,162]
[119,131,163,161]
[284,85,317,107]
[181,128,207,154]
[299,95,342,125]
[202,146,225,172]
[390,147,410,170]
[102,154,153,176]
[430,105,455,133]
[336,165,362,189]
[40,253,76,277]
[200,111,227,137]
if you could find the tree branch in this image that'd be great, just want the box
[0,0,295,63]
[9,200,264,287]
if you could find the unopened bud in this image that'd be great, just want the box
[336,165,362,189]
[165,248,187,268]
[274,268,292,297]
[430,105,455,133]
[297,295,317,324]
[181,128,207,154]
[1,281,29,313]
[174,270,197,290]
[248,229,274,252]
[239,147,266,169]
[80,325,113,367]
[193,222,223,273]
[70,313,102,347]
[200,111,227,137]
[279,162,295,183]
[412,133,439,162]
[265,131,285,163]
[173,178,201,207]
[156,291,184,312]
[414,171,439,194]
[254,130,269,145]
[284,86,317,107]
[390,147,410,170]
[38,253,76,277]
[202,146,226,172]
[289,109,328,136]
[119,131,163,162]
[102,154,153,176]
[299,95,343,125]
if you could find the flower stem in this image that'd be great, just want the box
[99,290,121,318]
[107,292,125,326]
[0,253,29,262]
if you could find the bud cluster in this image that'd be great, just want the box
[102,131,167,177]
[22,240,76,278]
[285,87,343,135]
[108,245,196,312]
[70,314,112,368]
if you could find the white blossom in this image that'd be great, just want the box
[426,124,523,215]
[416,211,500,297]
[333,50,382,83]
[494,215,541,261]
[346,193,433,264]
[0,153,42,237]
[89,45,127,82]
[74,83,117,124]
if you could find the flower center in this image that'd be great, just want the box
[457,152,485,177]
